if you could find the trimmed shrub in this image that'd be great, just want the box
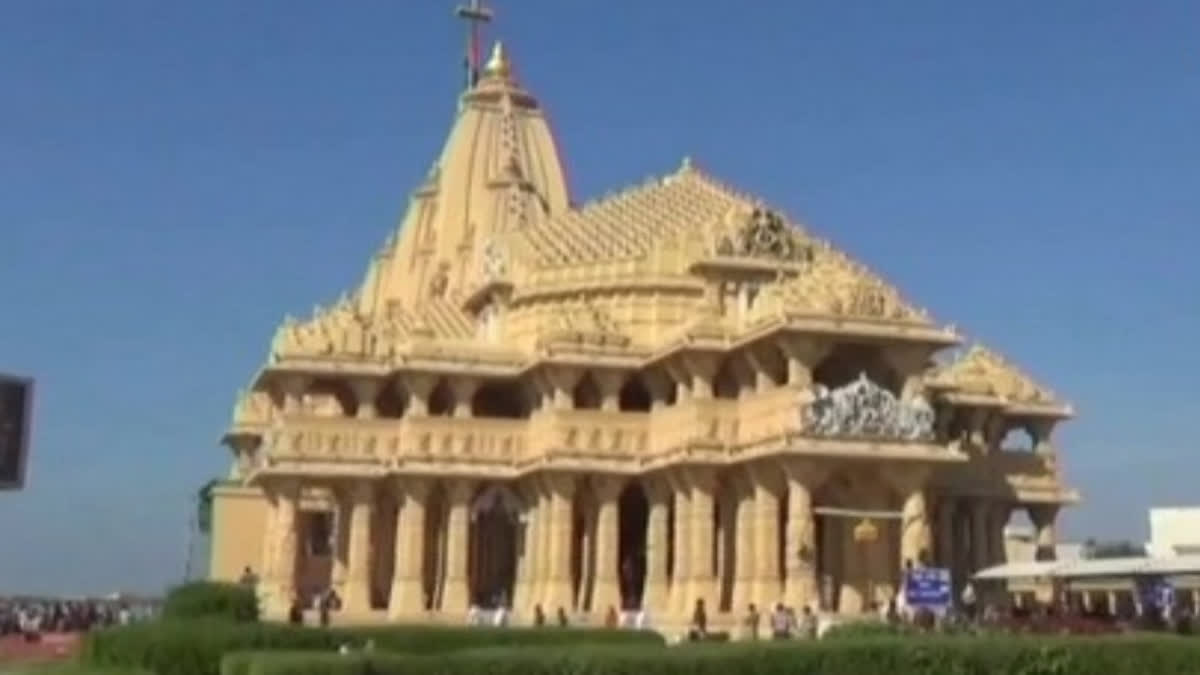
[82,620,663,675]
[161,583,258,622]
[225,637,1200,675]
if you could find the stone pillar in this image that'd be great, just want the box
[668,471,692,616]
[936,497,956,570]
[782,461,824,612]
[259,492,278,598]
[330,497,350,593]
[351,379,381,419]
[543,474,577,614]
[404,374,438,417]
[687,467,717,613]
[440,479,475,612]
[279,375,310,415]
[270,480,300,612]
[530,483,551,612]
[731,472,755,612]
[900,488,932,568]
[543,368,582,410]
[777,336,827,389]
[594,372,625,412]
[449,378,479,418]
[1028,504,1059,561]
[591,476,624,614]
[682,355,718,401]
[970,499,991,572]
[344,481,375,613]
[749,465,781,607]
[388,478,429,618]
[643,478,672,614]
[512,483,539,614]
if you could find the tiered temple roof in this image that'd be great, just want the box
[251,41,1069,420]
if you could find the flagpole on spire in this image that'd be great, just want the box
[455,0,493,90]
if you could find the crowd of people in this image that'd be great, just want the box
[0,596,155,640]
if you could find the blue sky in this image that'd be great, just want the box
[1,1,1196,596]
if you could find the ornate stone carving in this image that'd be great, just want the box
[928,344,1062,407]
[480,237,508,281]
[800,373,935,441]
[428,261,450,298]
[716,207,812,263]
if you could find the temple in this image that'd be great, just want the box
[208,24,1079,628]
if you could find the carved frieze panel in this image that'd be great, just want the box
[479,237,509,282]
[800,373,936,441]
[715,207,813,263]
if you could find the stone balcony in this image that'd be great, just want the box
[254,381,977,476]
[261,416,528,475]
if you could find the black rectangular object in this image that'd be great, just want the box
[0,374,33,490]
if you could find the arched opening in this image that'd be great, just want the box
[428,380,454,417]
[813,470,901,614]
[573,373,602,410]
[617,481,649,609]
[468,483,521,607]
[310,378,358,417]
[812,344,901,394]
[422,484,447,610]
[754,342,788,387]
[472,380,531,419]
[713,359,740,399]
[618,376,652,412]
[295,510,333,605]
[376,381,407,419]
[1000,424,1035,452]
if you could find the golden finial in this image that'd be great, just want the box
[484,41,511,78]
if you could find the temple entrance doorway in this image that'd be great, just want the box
[814,470,902,614]
[468,484,521,608]
[617,481,649,609]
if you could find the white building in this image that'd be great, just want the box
[1146,507,1200,557]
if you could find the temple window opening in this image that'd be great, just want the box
[573,372,602,410]
[310,378,358,417]
[618,375,652,412]
[471,380,530,418]
[302,511,333,557]
[1001,425,1035,452]
[375,381,407,419]
[713,359,740,400]
[428,379,455,417]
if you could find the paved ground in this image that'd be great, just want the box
[0,633,81,665]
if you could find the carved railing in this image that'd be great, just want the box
[263,416,527,466]
[539,409,651,461]
[736,386,804,445]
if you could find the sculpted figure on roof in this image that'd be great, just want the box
[716,207,813,263]
[479,237,509,282]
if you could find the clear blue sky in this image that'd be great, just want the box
[1,1,1196,596]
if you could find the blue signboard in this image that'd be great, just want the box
[904,567,952,610]
[1136,576,1174,611]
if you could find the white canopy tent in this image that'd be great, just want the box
[975,555,1200,581]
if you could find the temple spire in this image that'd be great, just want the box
[455,0,493,90]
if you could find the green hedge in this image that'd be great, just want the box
[81,619,663,675]
[161,582,258,622]
[224,637,1200,675]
